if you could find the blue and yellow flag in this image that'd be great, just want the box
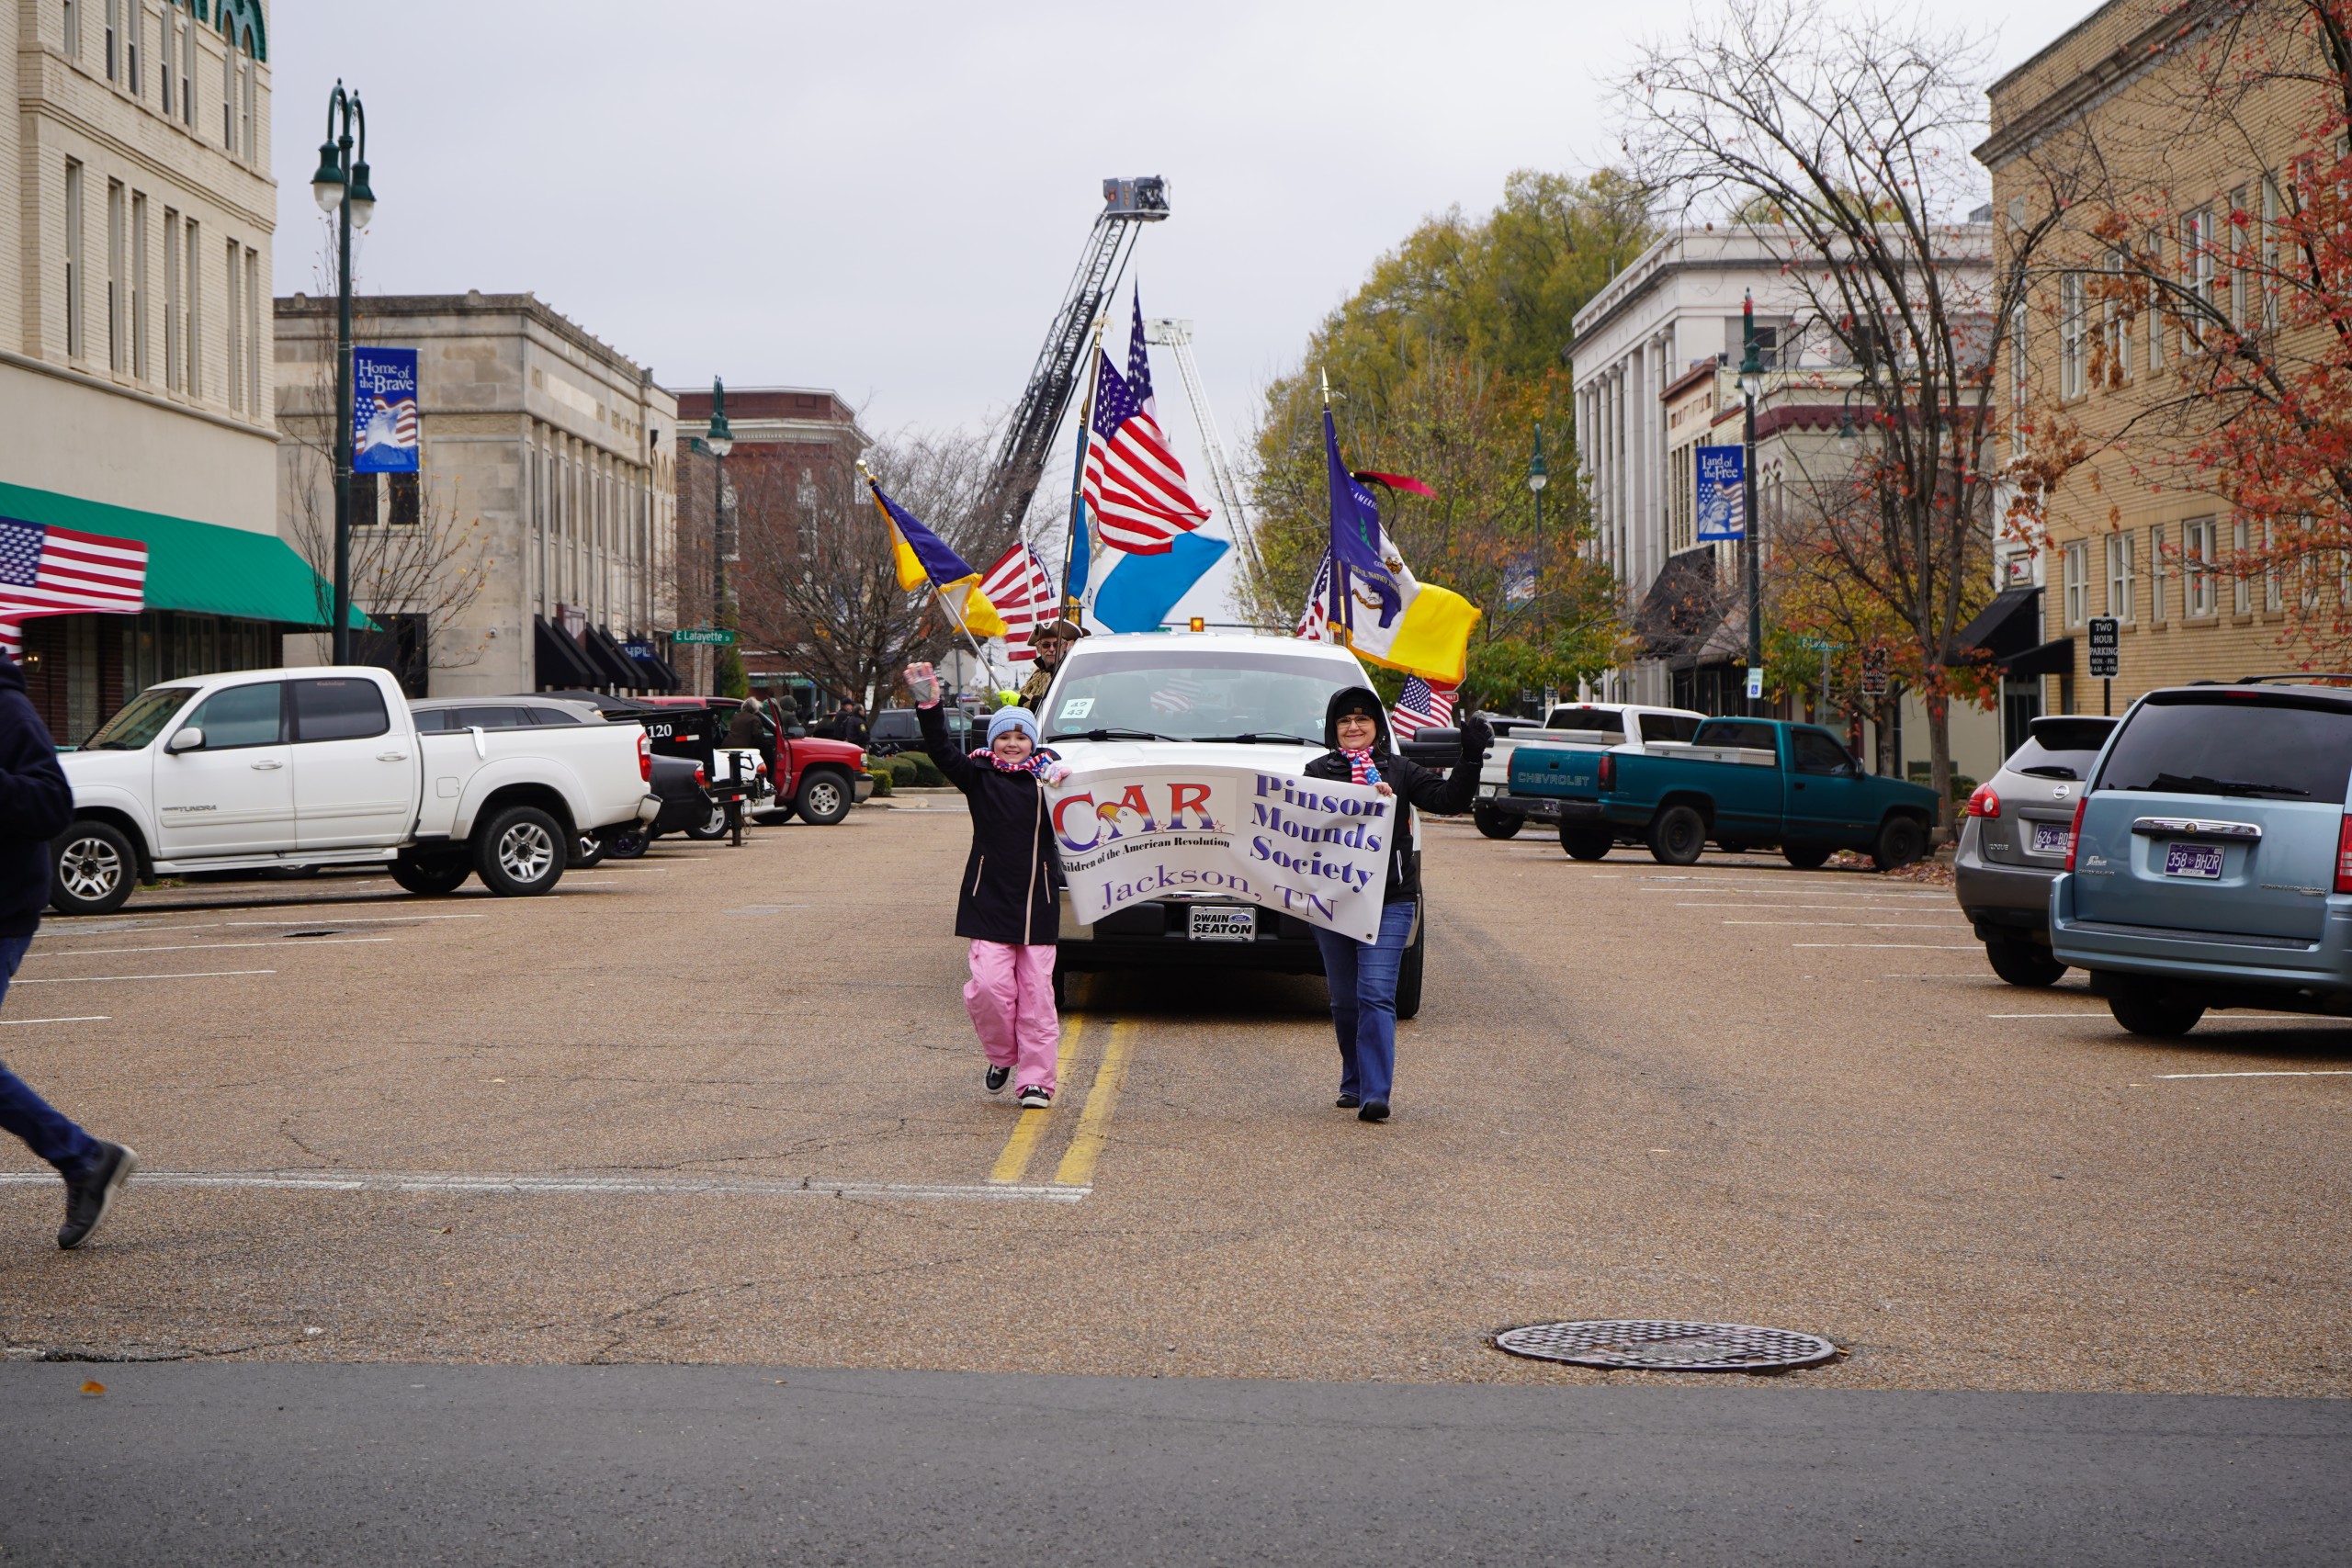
[866,479,1008,638]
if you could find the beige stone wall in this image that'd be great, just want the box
[1986,0,2325,709]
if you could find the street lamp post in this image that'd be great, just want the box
[690,378,735,694]
[1527,423,1550,705]
[1739,291,1766,716]
[309,82,377,666]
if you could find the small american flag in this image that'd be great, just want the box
[0,517,148,656]
[1295,553,1334,642]
[1150,673,1206,716]
[978,544,1057,662]
[1083,291,1209,556]
[1389,675,1457,739]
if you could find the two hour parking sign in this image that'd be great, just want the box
[2088,616,2120,678]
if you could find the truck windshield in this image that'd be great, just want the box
[2095,694,2352,801]
[81,685,198,750]
[1045,650,1353,743]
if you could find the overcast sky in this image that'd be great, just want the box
[275,0,2092,623]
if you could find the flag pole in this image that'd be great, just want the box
[1059,313,1111,615]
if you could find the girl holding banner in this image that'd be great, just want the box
[906,662,1068,1109]
[1304,688,1488,1123]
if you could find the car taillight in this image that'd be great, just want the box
[2335,813,2352,895]
[694,766,707,789]
[2064,795,2089,871]
[1965,783,2001,818]
[638,731,652,783]
[1598,753,1616,791]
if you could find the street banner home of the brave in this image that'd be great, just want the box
[1047,764,1391,943]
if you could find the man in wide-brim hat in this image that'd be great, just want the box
[1018,617,1086,707]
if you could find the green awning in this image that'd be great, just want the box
[0,479,363,628]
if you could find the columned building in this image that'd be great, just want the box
[276,291,679,697]
[4,0,334,740]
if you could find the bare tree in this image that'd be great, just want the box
[730,426,1016,706]
[1621,0,2067,813]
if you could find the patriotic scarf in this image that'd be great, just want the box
[969,746,1057,779]
[1340,747,1382,787]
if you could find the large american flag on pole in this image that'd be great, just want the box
[0,517,149,656]
[1389,674,1458,739]
[1082,290,1209,556]
[978,543,1057,663]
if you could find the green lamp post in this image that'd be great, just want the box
[689,379,737,694]
[1739,291,1766,716]
[1527,422,1550,643]
[310,81,377,665]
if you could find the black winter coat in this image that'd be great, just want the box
[0,654,73,939]
[1301,685,1488,905]
[922,705,1059,946]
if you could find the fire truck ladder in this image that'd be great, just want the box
[1144,317,1269,613]
[986,177,1168,535]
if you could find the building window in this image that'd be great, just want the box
[2186,518,2217,616]
[63,161,84,359]
[2059,273,2086,400]
[2064,540,2088,626]
[180,6,195,127]
[160,6,173,116]
[162,209,179,390]
[2101,253,2125,385]
[224,236,241,411]
[350,472,379,527]
[2183,209,2215,353]
[2149,524,2167,622]
[2231,186,2252,329]
[2267,521,2284,613]
[2262,177,2282,333]
[388,473,421,527]
[2233,520,2253,614]
[130,191,147,380]
[239,48,254,163]
[243,246,259,419]
[124,0,139,94]
[2147,231,2165,371]
[183,218,198,396]
[103,0,117,80]
[63,0,80,59]
[220,31,232,149]
[2009,299,2028,460]
[106,180,124,372]
[2107,532,2134,622]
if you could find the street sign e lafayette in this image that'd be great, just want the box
[2087,616,2120,678]
[671,627,736,646]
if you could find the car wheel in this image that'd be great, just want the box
[1783,843,1833,870]
[1393,900,1426,1021]
[1985,936,2066,987]
[1559,825,1612,862]
[50,820,137,915]
[569,830,610,870]
[1647,805,1707,866]
[388,852,471,896]
[474,806,565,897]
[1871,815,1928,871]
[684,801,730,840]
[796,771,853,826]
[605,825,650,861]
[1473,805,1523,840]
[2108,981,2205,1038]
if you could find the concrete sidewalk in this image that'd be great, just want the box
[5,1366,2346,1566]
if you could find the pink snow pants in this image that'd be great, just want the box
[964,941,1060,1092]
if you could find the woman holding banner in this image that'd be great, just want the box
[1303,688,1489,1123]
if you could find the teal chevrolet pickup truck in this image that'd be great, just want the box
[1510,716,1940,869]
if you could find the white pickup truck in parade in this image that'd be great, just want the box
[51,666,660,915]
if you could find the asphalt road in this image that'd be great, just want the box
[6,1366,2347,1566]
[2,805,2347,1394]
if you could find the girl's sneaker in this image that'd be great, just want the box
[985,1065,1012,1094]
[1017,1084,1052,1110]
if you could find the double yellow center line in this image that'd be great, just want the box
[987,1014,1136,1189]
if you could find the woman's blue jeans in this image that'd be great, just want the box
[0,933,100,1177]
[1311,900,1417,1106]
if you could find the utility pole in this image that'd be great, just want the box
[1738,292,1765,716]
[308,83,377,663]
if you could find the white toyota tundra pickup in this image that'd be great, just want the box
[51,665,660,914]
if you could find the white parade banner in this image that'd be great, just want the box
[1046,763,1392,943]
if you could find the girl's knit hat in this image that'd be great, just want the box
[986,706,1041,748]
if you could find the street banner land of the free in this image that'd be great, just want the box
[1047,763,1392,943]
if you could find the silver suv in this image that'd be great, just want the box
[1953,716,2116,986]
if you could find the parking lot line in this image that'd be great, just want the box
[16,969,277,984]
[1055,1020,1136,1189]
[21,938,394,958]
[1724,920,1970,929]
[2158,1069,2352,1079]
[0,1016,109,1026]
[0,1170,1090,1202]
[989,1016,1090,1186]
[1791,942,1979,950]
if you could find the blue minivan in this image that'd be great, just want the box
[2050,679,2352,1036]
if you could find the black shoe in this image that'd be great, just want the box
[1336,1094,1361,1110]
[1017,1084,1052,1110]
[58,1142,136,1250]
[985,1064,1012,1094]
[1357,1101,1390,1123]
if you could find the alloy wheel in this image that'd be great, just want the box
[498,821,556,884]
[59,836,123,900]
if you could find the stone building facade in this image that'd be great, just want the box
[3,0,334,740]
[276,292,679,697]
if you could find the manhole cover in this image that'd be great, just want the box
[1495,1319,1839,1372]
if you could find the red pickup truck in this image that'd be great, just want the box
[630,696,872,826]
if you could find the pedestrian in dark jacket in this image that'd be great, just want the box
[1300,684,1489,1123]
[908,661,1066,1108]
[724,696,770,750]
[0,651,136,1247]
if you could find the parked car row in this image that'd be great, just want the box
[1956,676,2352,1039]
